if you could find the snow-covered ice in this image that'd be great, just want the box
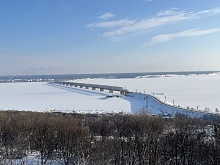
[0,82,132,113]
[1,73,220,116]
[73,73,220,113]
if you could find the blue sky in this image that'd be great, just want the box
[0,0,220,75]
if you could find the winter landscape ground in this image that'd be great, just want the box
[0,72,220,115]
[73,72,220,113]
[0,82,131,113]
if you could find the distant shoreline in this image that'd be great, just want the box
[0,70,219,83]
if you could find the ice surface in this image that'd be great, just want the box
[0,82,132,113]
[1,73,220,115]
[73,73,220,112]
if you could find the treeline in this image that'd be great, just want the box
[0,111,220,164]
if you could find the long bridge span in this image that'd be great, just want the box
[54,81,128,95]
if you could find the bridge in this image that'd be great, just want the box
[54,81,128,95]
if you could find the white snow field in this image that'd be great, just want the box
[73,73,220,113]
[1,73,220,116]
[0,82,132,113]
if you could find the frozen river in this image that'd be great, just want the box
[0,82,132,113]
[0,72,219,113]
[74,73,220,112]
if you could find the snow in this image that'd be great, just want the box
[1,73,220,117]
[73,73,220,113]
[2,152,63,165]
[0,82,131,113]
[121,92,207,118]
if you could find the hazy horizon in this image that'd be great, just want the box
[1,70,219,78]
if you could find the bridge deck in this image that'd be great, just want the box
[54,82,128,93]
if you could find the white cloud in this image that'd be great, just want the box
[87,19,134,29]
[143,28,220,46]
[98,12,115,20]
[102,13,191,37]
[87,7,220,37]
[197,7,220,16]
